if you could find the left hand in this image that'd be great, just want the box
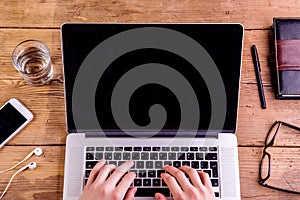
[79,159,137,200]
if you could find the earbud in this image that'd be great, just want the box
[33,148,42,156]
[28,162,37,170]
[0,147,42,174]
[0,162,37,199]
[0,148,42,199]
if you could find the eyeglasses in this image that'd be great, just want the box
[259,121,300,194]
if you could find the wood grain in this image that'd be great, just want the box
[0,0,300,29]
[1,146,300,199]
[1,0,300,199]
[0,146,64,200]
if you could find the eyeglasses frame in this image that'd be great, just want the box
[259,121,300,194]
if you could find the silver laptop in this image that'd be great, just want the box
[61,23,244,200]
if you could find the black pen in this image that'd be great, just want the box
[251,45,266,109]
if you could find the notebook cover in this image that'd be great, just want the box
[273,18,300,99]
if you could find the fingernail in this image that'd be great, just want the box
[155,193,161,200]
[99,159,106,164]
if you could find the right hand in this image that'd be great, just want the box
[155,165,215,200]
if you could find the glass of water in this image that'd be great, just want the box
[12,40,53,86]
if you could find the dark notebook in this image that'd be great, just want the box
[273,18,300,99]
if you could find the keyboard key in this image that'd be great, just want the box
[115,147,123,151]
[209,147,218,151]
[134,179,142,186]
[86,161,98,169]
[187,153,195,160]
[146,161,154,169]
[132,152,140,160]
[136,161,144,169]
[157,170,165,177]
[153,179,161,186]
[85,178,88,185]
[191,161,199,169]
[173,161,181,168]
[105,147,114,151]
[152,147,161,151]
[135,188,170,197]
[123,152,131,160]
[85,170,91,178]
[104,153,112,160]
[141,152,149,160]
[199,147,208,151]
[134,147,142,151]
[178,153,185,160]
[150,153,158,160]
[171,147,179,151]
[143,147,151,151]
[95,153,103,160]
[214,192,220,197]
[211,162,218,178]
[164,161,172,166]
[162,147,170,151]
[155,161,163,169]
[124,147,132,151]
[182,161,190,167]
[159,153,167,160]
[96,147,104,151]
[162,180,167,186]
[210,161,218,169]
[200,161,209,169]
[148,170,156,177]
[196,153,204,160]
[86,147,95,151]
[190,147,198,151]
[168,153,176,160]
[114,153,122,160]
[205,153,218,160]
[203,170,211,177]
[211,179,219,187]
[143,179,151,186]
[109,161,117,166]
[86,153,94,160]
[138,170,147,177]
[180,147,189,151]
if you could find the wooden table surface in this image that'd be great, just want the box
[1,0,300,199]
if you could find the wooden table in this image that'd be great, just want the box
[1,0,300,199]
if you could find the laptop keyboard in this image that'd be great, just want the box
[85,146,220,198]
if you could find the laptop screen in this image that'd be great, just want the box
[61,23,243,135]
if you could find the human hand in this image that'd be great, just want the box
[156,165,215,200]
[80,159,137,200]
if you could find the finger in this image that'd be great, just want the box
[117,172,136,199]
[161,173,182,197]
[124,187,137,200]
[85,159,106,187]
[107,160,134,186]
[179,166,202,188]
[94,164,116,187]
[198,171,214,193]
[163,165,192,191]
[155,193,168,200]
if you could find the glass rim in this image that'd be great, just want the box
[11,39,51,74]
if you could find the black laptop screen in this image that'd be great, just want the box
[61,23,243,135]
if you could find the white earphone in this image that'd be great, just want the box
[0,147,42,174]
[0,148,42,199]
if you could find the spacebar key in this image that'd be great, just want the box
[135,187,170,197]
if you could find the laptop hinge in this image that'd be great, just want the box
[85,131,106,138]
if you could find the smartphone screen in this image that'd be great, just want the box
[0,102,27,144]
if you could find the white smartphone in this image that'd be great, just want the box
[0,98,33,148]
